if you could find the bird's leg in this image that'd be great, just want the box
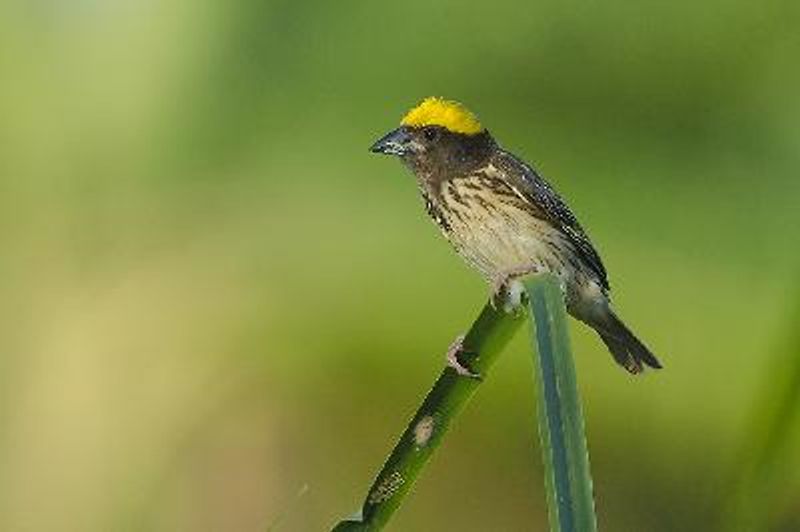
[445,334,481,380]
[490,265,540,312]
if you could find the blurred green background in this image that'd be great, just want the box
[1,1,799,530]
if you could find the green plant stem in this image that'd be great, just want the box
[524,274,596,532]
[331,300,523,531]
[333,274,597,531]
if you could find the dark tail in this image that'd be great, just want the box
[595,312,662,375]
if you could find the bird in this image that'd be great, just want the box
[370,97,662,376]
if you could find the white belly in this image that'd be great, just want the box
[423,174,608,318]
[444,196,573,282]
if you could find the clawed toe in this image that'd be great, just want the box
[445,335,481,379]
[491,266,538,312]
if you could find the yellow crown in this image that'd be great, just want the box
[401,97,483,135]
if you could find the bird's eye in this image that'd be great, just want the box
[422,127,438,141]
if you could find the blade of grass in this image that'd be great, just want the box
[727,297,800,531]
[331,300,523,531]
[265,484,309,532]
[524,274,597,532]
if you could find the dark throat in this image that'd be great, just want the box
[410,130,496,198]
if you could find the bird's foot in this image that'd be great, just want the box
[490,266,539,312]
[445,334,481,380]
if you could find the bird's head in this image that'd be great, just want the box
[370,97,494,176]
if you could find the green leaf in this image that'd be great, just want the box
[726,296,800,531]
[524,274,597,532]
[332,274,598,531]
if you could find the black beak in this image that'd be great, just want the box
[370,127,412,156]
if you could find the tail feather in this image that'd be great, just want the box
[595,312,662,375]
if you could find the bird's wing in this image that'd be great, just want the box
[491,149,610,290]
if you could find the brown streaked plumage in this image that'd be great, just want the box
[370,98,661,374]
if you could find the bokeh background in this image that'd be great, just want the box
[1,1,799,530]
